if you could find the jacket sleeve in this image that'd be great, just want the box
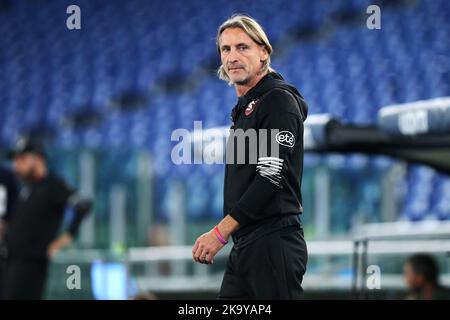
[54,178,93,237]
[229,89,304,227]
[65,195,93,237]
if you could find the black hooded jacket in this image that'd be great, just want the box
[223,72,308,243]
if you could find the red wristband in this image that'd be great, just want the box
[214,226,228,245]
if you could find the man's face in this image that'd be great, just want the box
[404,262,424,291]
[13,153,37,179]
[219,27,269,86]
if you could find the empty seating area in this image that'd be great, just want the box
[0,0,448,226]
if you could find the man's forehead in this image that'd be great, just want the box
[219,27,254,45]
[15,153,34,160]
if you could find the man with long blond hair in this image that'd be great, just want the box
[192,15,308,299]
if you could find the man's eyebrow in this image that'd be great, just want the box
[220,43,250,50]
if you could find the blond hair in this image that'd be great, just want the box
[216,14,274,84]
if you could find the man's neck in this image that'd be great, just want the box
[422,283,438,300]
[235,71,268,97]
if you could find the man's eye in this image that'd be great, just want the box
[222,47,230,53]
[238,46,247,51]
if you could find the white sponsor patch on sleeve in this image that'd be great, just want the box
[275,131,295,147]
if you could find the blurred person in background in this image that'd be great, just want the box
[192,15,308,299]
[404,253,450,300]
[0,137,93,300]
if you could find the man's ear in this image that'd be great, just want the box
[260,46,269,62]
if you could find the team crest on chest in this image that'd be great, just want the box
[244,99,259,116]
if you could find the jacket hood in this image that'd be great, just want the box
[232,72,308,122]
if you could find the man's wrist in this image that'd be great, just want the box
[216,215,240,241]
[214,226,229,245]
[217,223,232,240]
[58,232,73,246]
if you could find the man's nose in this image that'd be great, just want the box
[227,48,239,64]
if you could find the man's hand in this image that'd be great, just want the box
[192,215,239,264]
[192,229,225,264]
[47,232,73,259]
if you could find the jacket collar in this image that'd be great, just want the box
[231,72,284,123]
